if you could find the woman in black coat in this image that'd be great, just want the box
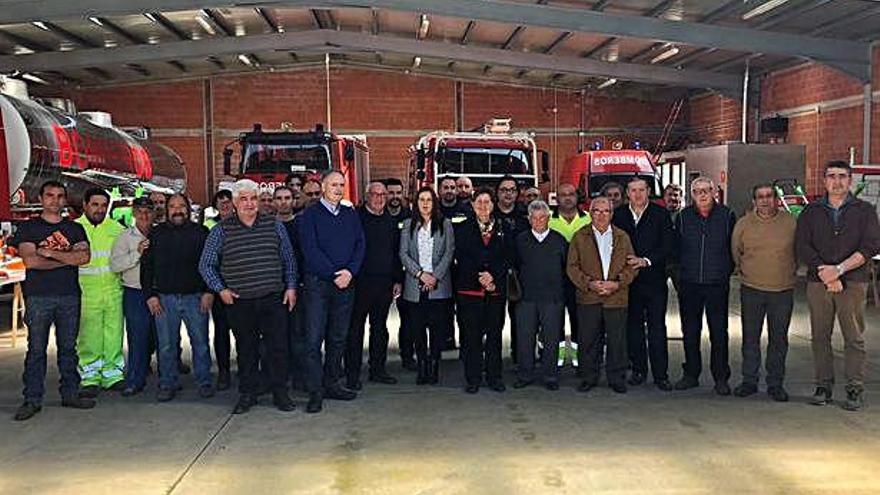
[454,188,510,393]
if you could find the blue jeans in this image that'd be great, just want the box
[302,275,355,393]
[123,287,152,390]
[153,293,212,390]
[22,294,82,404]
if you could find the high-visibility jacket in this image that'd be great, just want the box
[76,216,125,288]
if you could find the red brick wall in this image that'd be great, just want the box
[60,67,677,202]
[689,46,880,195]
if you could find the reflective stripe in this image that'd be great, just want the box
[102,368,124,379]
[79,359,104,378]
[91,249,111,258]
[80,266,112,275]
[557,342,565,367]
[569,341,579,367]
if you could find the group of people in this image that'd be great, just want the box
[11,159,879,421]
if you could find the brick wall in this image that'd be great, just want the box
[688,46,880,195]
[61,67,680,203]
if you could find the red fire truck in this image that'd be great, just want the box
[1,87,186,220]
[559,149,662,206]
[222,123,369,204]
[409,118,548,193]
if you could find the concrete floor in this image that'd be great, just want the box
[1,280,879,494]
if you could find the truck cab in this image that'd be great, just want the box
[559,149,662,207]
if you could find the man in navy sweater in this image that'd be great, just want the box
[299,171,366,413]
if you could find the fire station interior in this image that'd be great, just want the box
[1,1,879,493]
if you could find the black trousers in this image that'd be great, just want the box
[396,298,415,364]
[211,297,232,374]
[679,281,731,383]
[458,295,506,386]
[288,305,306,388]
[740,286,792,387]
[627,282,669,381]
[224,293,289,396]
[507,299,519,363]
[345,277,393,383]
[577,304,627,387]
[515,300,563,383]
[410,295,449,362]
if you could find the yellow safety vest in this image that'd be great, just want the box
[76,215,124,290]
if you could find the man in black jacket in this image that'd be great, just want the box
[141,193,215,402]
[495,176,530,365]
[613,178,674,390]
[345,181,402,389]
[673,177,737,395]
[385,178,417,371]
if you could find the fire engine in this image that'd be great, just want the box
[559,148,663,206]
[0,78,187,220]
[222,123,369,204]
[409,118,548,193]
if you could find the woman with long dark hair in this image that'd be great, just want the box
[399,186,455,384]
[454,188,510,393]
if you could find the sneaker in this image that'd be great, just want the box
[157,388,176,402]
[13,402,42,421]
[674,376,699,390]
[841,389,864,411]
[79,385,100,399]
[733,383,758,397]
[767,386,789,402]
[61,396,96,409]
[809,386,833,406]
[198,385,216,398]
[106,381,126,392]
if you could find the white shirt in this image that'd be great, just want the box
[110,225,148,289]
[630,204,647,225]
[417,222,434,273]
[532,229,549,243]
[320,197,340,216]
[593,226,614,280]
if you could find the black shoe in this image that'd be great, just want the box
[272,392,296,412]
[122,386,143,397]
[674,376,699,390]
[428,360,440,385]
[80,385,100,399]
[306,393,323,413]
[157,388,176,402]
[217,371,231,392]
[545,382,559,391]
[443,339,457,351]
[610,382,627,394]
[714,381,731,396]
[488,381,506,392]
[198,385,216,398]
[325,386,357,401]
[232,394,257,414]
[13,402,42,421]
[61,396,96,409]
[465,384,479,394]
[257,381,272,396]
[368,371,398,385]
[655,379,673,391]
[416,360,429,385]
[346,379,363,391]
[513,379,532,389]
[577,381,596,393]
[402,359,418,372]
[179,362,191,375]
[842,389,864,411]
[106,381,126,392]
[809,386,833,406]
[734,383,758,397]
[767,386,789,402]
[627,371,646,386]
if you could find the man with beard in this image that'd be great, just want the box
[142,194,215,401]
[495,176,529,364]
[149,192,168,224]
[75,188,126,398]
[259,191,276,216]
[438,177,469,222]
[456,176,474,204]
[207,189,236,391]
[385,178,416,370]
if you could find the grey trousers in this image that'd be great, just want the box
[515,300,564,383]
[740,286,793,388]
[806,282,868,392]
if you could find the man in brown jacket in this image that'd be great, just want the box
[731,183,797,402]
[567,196,637,393]
[796,160,880,411]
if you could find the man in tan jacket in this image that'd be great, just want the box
[731,184,797,402]
[567,196,637,393]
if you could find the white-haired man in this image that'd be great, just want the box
[200,179,299,415]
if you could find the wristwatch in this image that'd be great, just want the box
[835,264,845,276]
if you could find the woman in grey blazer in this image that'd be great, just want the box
[399,186,455,385]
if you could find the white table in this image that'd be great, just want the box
[0,268,26,348]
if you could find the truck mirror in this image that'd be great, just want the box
[416,149,426,171]
[344,142,355,162]
[222,148,233,176]
[540,150,550,173]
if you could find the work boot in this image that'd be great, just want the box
[674,375,699,390]
[79,385,100,399]
[232,394,257,414]
[734,382,758,397]
[13,402,42,421]
[62,396,96,409]
[306,393,323,413]
[272,391,296,412]
[842,389,864,412]
[767,386,789,402]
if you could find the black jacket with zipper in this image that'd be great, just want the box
[673,203,736,285]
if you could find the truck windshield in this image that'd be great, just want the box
[589,174,662,199]
[437,147,532,176]
[242,143,331,174]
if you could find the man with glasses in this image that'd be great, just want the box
[673,177,737,395]
[797,160,880,411]
[301,180,323,206]
[495,176,530,364]
[731,184,797,402]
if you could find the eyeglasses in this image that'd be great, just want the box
[692,188,713,195]
[305,191,322,197]
[498,187,517,194]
